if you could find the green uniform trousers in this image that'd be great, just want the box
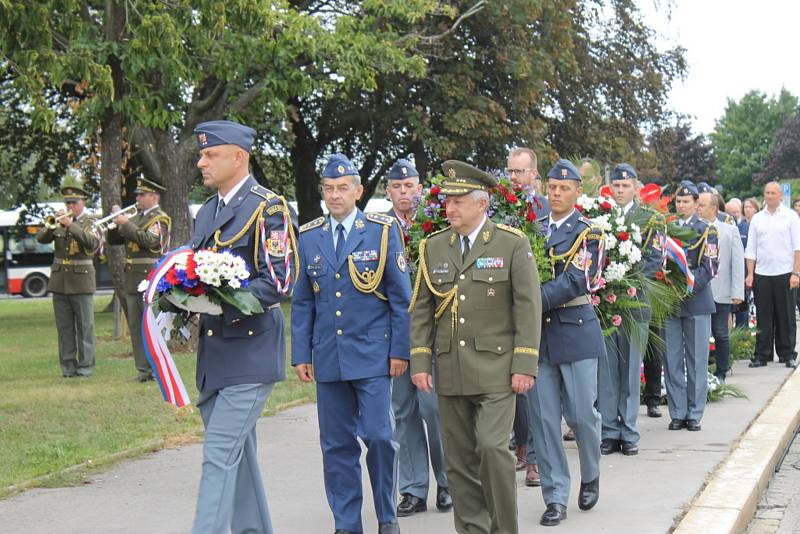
[52,293,96,377]
[439,391,517,534]
[125,293,151,378]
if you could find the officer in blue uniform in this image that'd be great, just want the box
[529,159,605,527]
[292,154,411,534]
[664,181,719,432]
[190,120,299,534]
[383,158,452,517]
[598,163,666,457]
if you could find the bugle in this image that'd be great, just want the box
[94,204,138,231]
[44,211,72,230]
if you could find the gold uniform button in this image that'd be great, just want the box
[337,329,343,336]
[336,310,342,317]
[546,317,551,323]
[248,330,253,336]
[336,291,342,298]
[578,318,583,324]
[497,346,502,351]
[459,274,465,280]
[459,294,466,301]
[459,317,465,324]
[335,273,341,279]
[312,271,317,276]
[459,340,466,347]
[437,278,442,283]
[207,329,213,336]
[488,276,493,282]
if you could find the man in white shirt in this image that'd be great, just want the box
[744,181,800,369]
[697,190,744,381]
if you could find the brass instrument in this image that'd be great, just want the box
[44,211,72,230]
[93,204,138,231]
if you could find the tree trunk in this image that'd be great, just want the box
[100,0,128,320]
[156,129,194,246]
[290,106,323,224]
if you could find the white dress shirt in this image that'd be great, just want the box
[459,215,488,253]
[744,203,800,275]
[547,209,575,237]
[217,174,250,208]
[622,201,634,216]
[331,208,358,250]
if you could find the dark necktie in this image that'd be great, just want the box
[335,223,345,259]
[462,235,470,262]
[548,223,557,239]
[215,198,225,219]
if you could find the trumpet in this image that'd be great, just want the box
[44,211,72,230]
[94,204,138,231]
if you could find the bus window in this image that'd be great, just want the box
[9,227,54,266]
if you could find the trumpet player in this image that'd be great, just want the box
[36,184,100,378]
[106,178,171,382]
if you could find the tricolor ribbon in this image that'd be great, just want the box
[141,246,192,407]
[259,211,293,295]
[664,236,695,294]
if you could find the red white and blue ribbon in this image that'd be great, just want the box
[259,211,293,295]
[141,246,192,407]
[664,236,695,294]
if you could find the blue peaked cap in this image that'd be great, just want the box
[194,120,256,153]
[611,163,638,181]
[322,154,358,179]
[387,158,419,180]
[547,159,581,182]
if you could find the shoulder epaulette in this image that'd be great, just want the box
[300,216,324,233]
[577,216,592,226]
[250,185,277,201]
[496,223,526,239]
[427,226,453,240]
[366,212,394,225]
[266,199,289,216]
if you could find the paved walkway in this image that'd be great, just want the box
[0,360,793,534]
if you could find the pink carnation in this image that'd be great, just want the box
[605,293,617,304]
[627,286,637,298]
[612,315,622,326]
[591,295,601,306]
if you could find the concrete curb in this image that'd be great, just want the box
[674,369,800,534]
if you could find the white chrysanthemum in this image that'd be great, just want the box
[628,246,642,264]
[615,216,626,226]
[605,234,617,250]
[618,240,633,257]
[228,278,241,289]
[604,261,629,282]
[137,280,150,292]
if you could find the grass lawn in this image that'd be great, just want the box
[0,296,314,497]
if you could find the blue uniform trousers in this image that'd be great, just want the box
[392,367,447,499]
[317,377,397,533]
[664,315,710,421]
[598,322,648,444]
[530,357,601,506]
[192,383,274,534]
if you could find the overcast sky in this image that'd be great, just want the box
[639,0,800,136]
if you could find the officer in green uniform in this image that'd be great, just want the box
[106,178,172,381]
[409,160,542,534]
[37,184,100,377]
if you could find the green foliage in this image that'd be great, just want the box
[729,325,757,362]
[712,89,799,199]
[636,123,716,189]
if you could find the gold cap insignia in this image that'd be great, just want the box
[337,165,345,174]
[682,188,689,194]
[622,171,628,178]
[401,167,407,176]
[561,168,568,177]
[448,168,457,178]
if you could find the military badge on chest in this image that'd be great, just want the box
[571,249,592,270]
[351,250,379,262]
[432,262,449,275]
[476,257,504,269]
[267,230,286,256]
[706,243,718,260]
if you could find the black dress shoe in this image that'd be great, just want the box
[647,404,662,418]
[621,441,639,456]
[749,360,768,368]
[436,486,452,511]
[668,418,687,430]
[786,359,797,369]
[378,522,400,534]
[578,478,599,510]
[562,428,576,441]
[334,530,357,534]
[540,503,567,526]
[600,438,620,455]
[687,419,702,431]
[396,493,426,516]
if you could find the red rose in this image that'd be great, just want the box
[422,221,434,233]
[165,268,180,286]
[575,204,583,213]
[526,210,536,222]
[506,193,518,203]
[655,270,665,280]
[186,283,206,296]
[616,231,629,242]
[600,201,612,212]
[430,185,441,195]
[497,184,508,195]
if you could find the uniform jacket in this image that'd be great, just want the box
[291,209,411,383]
[710,220,745,304]
[107,206,171,293]
[539,210,605,365]
[625,203,666,322]
[676,214,719,317]
[191,176,297,393]
[409,218,541,395]
[36,212,100,294]
[530,193,550,220]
